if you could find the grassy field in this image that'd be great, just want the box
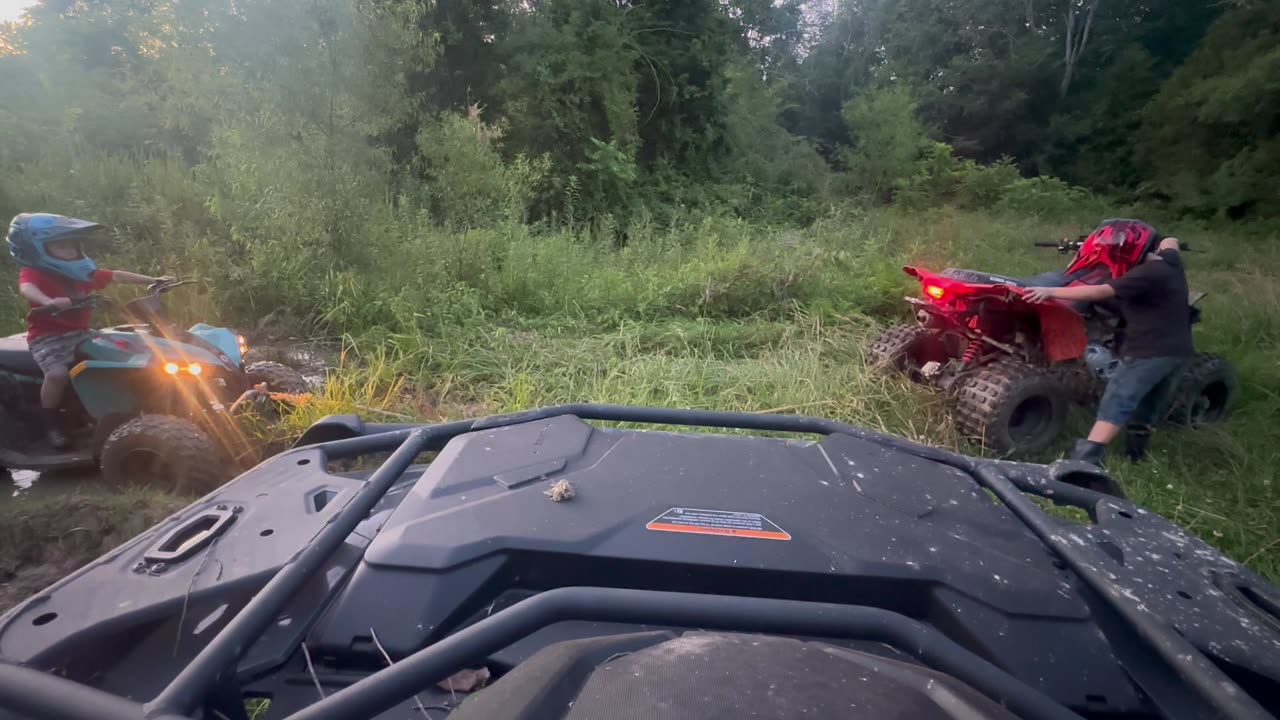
[4,207,1279,589]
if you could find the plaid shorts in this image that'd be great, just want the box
[28,331,91,375]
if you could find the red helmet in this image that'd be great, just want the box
[1064,219,1162,280]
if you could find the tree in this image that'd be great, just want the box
[1135,3,1280,218]
[840,85,930,201]
[1059,0,1100,99]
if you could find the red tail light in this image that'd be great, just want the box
[925,284,946,300]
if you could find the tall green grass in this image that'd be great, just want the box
[4,207,1278,579]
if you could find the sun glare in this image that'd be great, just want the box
[0,0,37,23]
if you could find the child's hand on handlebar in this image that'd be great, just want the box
[42,297,73,311]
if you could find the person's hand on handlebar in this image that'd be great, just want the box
[42,297,74,311]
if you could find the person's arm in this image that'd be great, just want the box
[19,282,71,309]
[1024,284,1116,304]
[110,270,171,285]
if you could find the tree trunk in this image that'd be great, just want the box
[1060,0,1100,99]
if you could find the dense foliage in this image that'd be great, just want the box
[2,0,1275,240]
[1,1,1278,578]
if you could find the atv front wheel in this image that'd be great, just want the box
[245,361,309,394]
[955,359,1069,455]
[868,324,947,374]
[100,415,226,495]
[1167,353,1237,426]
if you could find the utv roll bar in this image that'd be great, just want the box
[0,405,1272,720]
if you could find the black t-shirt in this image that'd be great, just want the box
[1105,249,1195,358]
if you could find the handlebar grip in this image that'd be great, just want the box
[32,304,80,316]
[31,295,106,314]
[1033,242,1061,248]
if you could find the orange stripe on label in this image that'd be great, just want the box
[645,521,791,541]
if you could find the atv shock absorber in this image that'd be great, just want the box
[960,337,983,365]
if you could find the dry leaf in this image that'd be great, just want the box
[544,479,576,502]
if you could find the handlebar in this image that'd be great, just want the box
[32,278,190,315]
[1034,239,1194,252]
[31,294,114,315]
[148,278,194,294]
[1034,239,1084,254]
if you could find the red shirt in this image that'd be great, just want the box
[18,266,114,341]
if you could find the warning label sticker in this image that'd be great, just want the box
[645,507,791,541]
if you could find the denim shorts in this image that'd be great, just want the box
[1097,356,1192,426]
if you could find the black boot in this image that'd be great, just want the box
[42,408,68,451]
[1068,438,1106,467]
[1125,425,1153,463]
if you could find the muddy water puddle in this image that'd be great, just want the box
[247,338,340,388]
[5,467,102,500]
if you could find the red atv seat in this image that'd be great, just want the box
[940,268,1035,288]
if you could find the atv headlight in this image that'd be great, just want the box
[162,362,205,376]
[238,335,248,356]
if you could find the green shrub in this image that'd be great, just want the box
[416,113,551,228]
[995,176,1103,221]
[841,86,931,203]
[957,157,1023,209]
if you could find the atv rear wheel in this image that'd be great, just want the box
[868,324,947,373]
[245,361,309,394]
[1166,353,1236,426]
[100,415,226,495]
[955,359,1069,455]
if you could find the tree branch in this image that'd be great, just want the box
[1060,0,1101,99]
[1079,0,1098,59]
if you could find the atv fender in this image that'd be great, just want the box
[1034,301,1087,362]
[294,414,366,448]
[69,358,150,419]
[189,323,242,365]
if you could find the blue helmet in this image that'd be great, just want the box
[6,213,102,282]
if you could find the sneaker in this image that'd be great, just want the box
[1068,439,1105,467]
[42,408,69,451]
[1124,425,1153,463]
[45,426,69,451]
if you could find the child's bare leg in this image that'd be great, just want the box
[39,368,70,449]
[40,368,69,409]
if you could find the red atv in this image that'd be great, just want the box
[870,219,1236,455]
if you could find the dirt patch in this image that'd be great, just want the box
[398,385,494,423]
[0,491,187,614]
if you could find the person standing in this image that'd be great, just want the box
[1024,237,1194,465]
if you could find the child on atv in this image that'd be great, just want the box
[8,213,172,449]
[1025,237,1194,465]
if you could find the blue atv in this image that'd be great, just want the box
[0,279,307,493]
